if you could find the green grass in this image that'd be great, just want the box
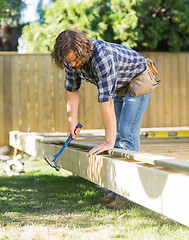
[0,156,188,240]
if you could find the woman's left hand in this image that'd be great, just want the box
[87,141,114,156]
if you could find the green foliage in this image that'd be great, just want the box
[20,0,114,52]
[20,0,189,52]
[110,0,138,48]
[83,0,113,42]
[0,0,26,26]
[134,0,189,51]
[0,0,7,22]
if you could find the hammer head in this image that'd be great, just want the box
[44,156,61,171]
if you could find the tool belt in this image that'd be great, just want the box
[116,58,160,97]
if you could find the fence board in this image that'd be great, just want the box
[0,52,189,146]
[53,65,62,132]
[78,83,86,128]
[11,55,21,130]
[0,56,4,146]
[19,55,28,131]
[60,70,68,132]
[33,56,40,131]
[144,52,158,127]
[179,53,188,126]
[164,53,172,127]
[35,55,45,132]
[171,54,180,126]
[156,51,165,127]
[43,55,54,131]
[187,55,189,124]
[3,55,12,144]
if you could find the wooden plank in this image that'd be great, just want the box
[52,64,66,132]
[151,53,159,127]
[52,64,61,132]
[78,82,86,128]
[57,147,189,227]
[0,56,5,146]
[11,54,21,131]
[28,55,37,131]
[142,52,158,127]
[156,53,164,126]
[8,130,189,227]
[3,55,12,144]
[141,51,151,127]
[179,53,188,126]
[171,54,180,126]
[1,51,189,146]
[38,136,189,172]
[164,53,172,126]
[84,81,94,129]
[43,55,54,131]
[19,55,29,131]
[9,128,189,172]
[80,81,103,130]
[61,70,68,132]
[36,55,45,132]
[187,54,189,124]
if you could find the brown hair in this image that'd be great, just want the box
[51,29,94,69]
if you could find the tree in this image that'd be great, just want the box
[0,0,26,51]
[0,0,8,23]
[110,0,189,51]
[20,0,114,52]
[20,0,189,52]
[134,0,189,51]
[110,0,138,48]
[1,0,26,26]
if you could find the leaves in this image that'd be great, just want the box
[20,0,189,52]
[1,0,26,26]
[0,0,7,22]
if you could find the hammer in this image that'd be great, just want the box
[44,123,83,171]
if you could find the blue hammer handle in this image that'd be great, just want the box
[53,123,83,161]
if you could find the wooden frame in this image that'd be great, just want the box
[9,130,189,227]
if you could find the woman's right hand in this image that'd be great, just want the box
[68,122,80,140]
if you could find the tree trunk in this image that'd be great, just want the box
[0,25,22,51]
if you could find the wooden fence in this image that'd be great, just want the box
[0,52,189,146]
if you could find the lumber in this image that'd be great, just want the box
[38,137,189,173]
[0,56,4,146]
[8,130,189,227]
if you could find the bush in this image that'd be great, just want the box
[20,0,189,52]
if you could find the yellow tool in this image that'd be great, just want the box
[146,131,189,138]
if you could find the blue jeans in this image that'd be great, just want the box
[114,91,152,152]
[101,91,152,200]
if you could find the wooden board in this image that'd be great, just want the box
[8,130,189,227]
[1,52,189,146]
[0,56,4,146]
[179,53,188,126]
[3,55,12,144]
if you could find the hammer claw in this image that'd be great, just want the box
[44,156,61,171]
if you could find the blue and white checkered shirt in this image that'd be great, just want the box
[65,40,147,102]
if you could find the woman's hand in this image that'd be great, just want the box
[87,141,114,156]
[68,122,81,140]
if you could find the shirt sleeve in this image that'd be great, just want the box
[92,49,117,102]
[65,63,82,92]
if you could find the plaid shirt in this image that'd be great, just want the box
[65,40,147,102]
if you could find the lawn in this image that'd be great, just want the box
[0,155,188,240]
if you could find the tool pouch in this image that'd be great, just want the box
[116,87,127,97]
[128,59,160,97]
